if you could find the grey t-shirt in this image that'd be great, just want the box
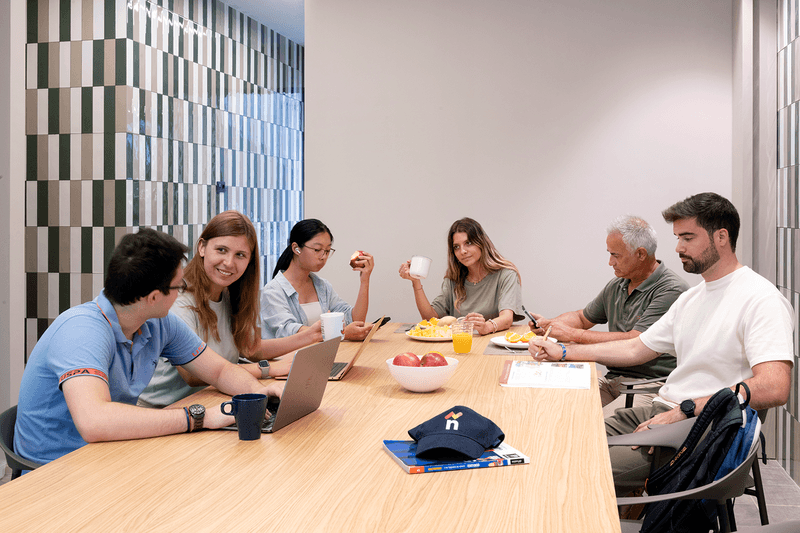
[431,268,523,320]
[583,261,689,380]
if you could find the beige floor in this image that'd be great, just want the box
[3,461,800,528]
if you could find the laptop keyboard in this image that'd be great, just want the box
[263,397,280,429]
[330,361,347,377]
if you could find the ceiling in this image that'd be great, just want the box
[222,0,305,45]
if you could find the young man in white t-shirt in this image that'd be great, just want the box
[530,192,794,495]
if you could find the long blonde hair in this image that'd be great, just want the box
[445,218,520,312]
[183,211,261,357]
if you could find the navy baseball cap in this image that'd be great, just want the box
[408,406,504,460]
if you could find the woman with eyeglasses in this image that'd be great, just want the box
[138,211,317,408]
[399,217,523,335]
[261,219,375,341]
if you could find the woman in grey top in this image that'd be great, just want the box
[399,217,523,335]
[139,211,319,408]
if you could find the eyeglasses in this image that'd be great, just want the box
[302,245,335,258]
[167,279,188,293]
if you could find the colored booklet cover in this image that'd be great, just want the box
[498,359,591,389]
[383,440,529,474]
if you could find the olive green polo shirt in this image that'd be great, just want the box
[583,261,689,380]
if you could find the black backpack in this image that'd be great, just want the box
[640,383,758,533]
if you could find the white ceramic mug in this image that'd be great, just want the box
[409,255,432,279]
[320,312,345,340]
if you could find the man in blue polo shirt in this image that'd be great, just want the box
[15,228,283,467]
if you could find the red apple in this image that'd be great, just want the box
[420,351,448,367]
[393,352,421,367]
[349,250,365,268]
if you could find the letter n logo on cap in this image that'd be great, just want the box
[444,411,462,431]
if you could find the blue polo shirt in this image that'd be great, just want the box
[14,291,206,466]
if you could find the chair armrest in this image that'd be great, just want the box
[619,387,661,396]
[606,418,694,448]
[620,377,665,387]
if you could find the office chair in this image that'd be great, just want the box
[0,405,42,480]
[615,388,770,527]
[619,377,663,409]
[612,422,762,533]
[609,407,770,532]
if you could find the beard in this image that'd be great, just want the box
[680,243,720,274]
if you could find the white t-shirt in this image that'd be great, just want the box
[639,266,794,406]
[300,301,323,326]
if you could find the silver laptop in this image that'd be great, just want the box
[327,318,380,380]
[222,336,340,433]
[275,316,385,381]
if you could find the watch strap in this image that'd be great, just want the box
[259,360,271,379]
[188,404,205,431]
[681,399,696,419]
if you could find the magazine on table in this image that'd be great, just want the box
[499,359,591,389]
[383,440,529,474]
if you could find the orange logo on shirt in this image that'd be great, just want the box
[59,368,108,385]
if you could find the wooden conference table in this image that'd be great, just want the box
[0,324,620,532]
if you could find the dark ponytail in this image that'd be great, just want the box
[272,219,334,279]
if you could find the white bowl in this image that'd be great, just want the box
[385,357,459,392]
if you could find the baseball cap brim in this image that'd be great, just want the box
[415,431,487,460]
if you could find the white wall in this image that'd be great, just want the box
[305,0,733,324]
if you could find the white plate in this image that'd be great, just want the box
[490,335,557,349]
[406,330,452,342]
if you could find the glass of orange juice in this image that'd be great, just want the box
[451,321,473,354]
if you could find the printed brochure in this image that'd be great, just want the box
[383,440,529,474]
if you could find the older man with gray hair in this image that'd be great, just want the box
[529,215,689,416]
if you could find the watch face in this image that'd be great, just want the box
[259,360,269,368]
[188,404,205,417]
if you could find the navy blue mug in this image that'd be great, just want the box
[220,393,268,440]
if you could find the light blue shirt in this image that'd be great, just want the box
[261,271,354,339]
[15,291,206,466]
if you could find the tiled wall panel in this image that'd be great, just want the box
[25,0,304,358]
[778,0,800,486]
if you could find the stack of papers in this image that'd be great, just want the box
[499,360,591,389]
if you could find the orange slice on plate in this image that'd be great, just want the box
[521,331,536,342]
[506,332,523,343]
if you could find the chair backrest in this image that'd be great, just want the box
[0,405,42,479]
[671,430,761,502]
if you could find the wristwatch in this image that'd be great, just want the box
[187,404,205,432]
[680,399,696,419]
[258,360,271,379]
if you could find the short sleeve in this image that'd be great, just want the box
[496,269,523,319]
[638,302,678,355]
[158,313,207,366]
[430,279,455,318]
[52,313,116,388]
[583,284,611,325]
